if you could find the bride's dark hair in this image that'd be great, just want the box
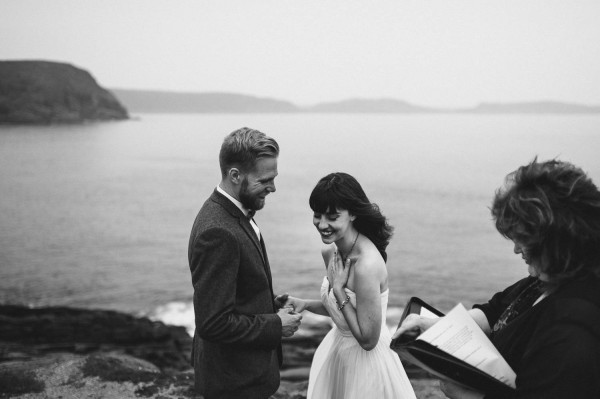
[309,172,394,262]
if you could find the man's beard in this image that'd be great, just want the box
[239,178,264,211]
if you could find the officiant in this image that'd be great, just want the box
[394,158,600,398]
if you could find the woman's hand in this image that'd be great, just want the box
[274,294,308,313]
[392,313,439,340]
[328,252,353,292]
[440,380,484,399]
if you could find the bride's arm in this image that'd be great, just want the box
[332,256,382,351]
[300,298,329,316]
[275,294,328,315]
[275,248,333,317]
[296,247,336,316]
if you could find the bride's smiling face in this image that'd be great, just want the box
[313,208,353,244]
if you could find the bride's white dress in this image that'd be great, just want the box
[307,277,417,399]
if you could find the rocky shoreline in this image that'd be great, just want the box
[0,305,443,398]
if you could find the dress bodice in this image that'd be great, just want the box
[309,277,417,399]
[319,276,389,336]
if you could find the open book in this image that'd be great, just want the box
[390,297,516,395]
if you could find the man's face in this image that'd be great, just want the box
[238,157,278,211]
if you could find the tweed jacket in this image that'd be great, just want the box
[188,189,282,399]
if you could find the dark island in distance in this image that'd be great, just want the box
[113,89,600,115]
[2,60,600,125]
[0,60,128,125]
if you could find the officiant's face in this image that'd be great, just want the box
[313,208,353,244]
[513,240,548,281]
[238,156,278,211]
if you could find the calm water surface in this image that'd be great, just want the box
[1,114,599,330]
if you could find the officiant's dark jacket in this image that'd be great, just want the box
[475,276,600,398]
[188,189,282,399]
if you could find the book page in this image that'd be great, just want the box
[417,303,516,388]
[420,307,439,319]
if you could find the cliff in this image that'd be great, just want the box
[112,89,299,113]
[305,98,438,113]
[0,60,128,124]
[112,89,600,114]
[467,101,600,114]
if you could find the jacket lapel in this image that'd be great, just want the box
[210,190,267,265]
[239,217,267,265]
[259,234,273,289]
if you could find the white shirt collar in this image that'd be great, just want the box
[217,185,251,218]
[217,185,261,239]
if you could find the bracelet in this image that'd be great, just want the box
[337,295,351,311]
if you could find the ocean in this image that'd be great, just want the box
[1,113,600,334]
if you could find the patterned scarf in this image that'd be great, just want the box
[492,279,544,334]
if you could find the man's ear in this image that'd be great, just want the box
[228,168,242,184]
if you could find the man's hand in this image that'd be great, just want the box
[277,307,302,337]
[274,293,289,310]
[275,293,308,313]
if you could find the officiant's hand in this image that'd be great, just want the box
[275,294,308,313]
[440,380,484,399]
[392,313,439,340]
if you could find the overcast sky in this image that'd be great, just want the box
[2,0,600,107]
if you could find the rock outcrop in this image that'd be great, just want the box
[0,305,442,398]
[0,305,191,371]
[0,60,128,124]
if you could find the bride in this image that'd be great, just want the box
[281,172,416,399]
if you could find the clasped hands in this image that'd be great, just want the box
[275,294,302,337]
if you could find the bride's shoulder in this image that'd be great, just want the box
[353,246,386,275]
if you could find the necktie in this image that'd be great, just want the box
[246,210,260,239]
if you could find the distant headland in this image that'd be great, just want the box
[113,89,600,115]
[2,60,599,125]
[0,61,128,125]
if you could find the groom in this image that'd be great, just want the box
[188,127,302,399]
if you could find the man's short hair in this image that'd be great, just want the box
[219,127,279,177]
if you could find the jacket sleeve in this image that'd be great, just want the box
[189,226,282,349]
[485,298,600,399]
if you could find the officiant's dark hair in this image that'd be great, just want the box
[310,172,393,262]
[492,157,600,287]
[219,127,279,177]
